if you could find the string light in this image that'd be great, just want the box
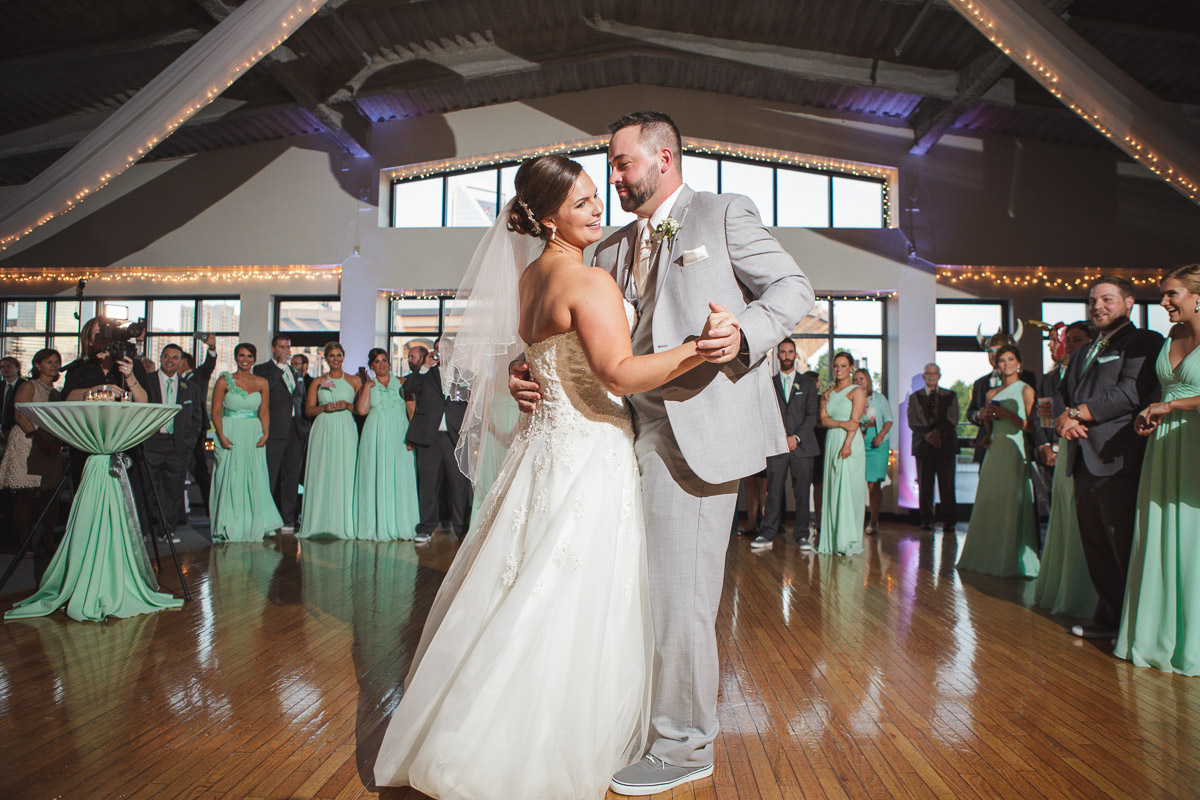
[0,0,329,253]
[1,265,340,284]
[948,0,1199,204]
[937,265,1165,291]
[385,136,899,227]
[381,289,898,303]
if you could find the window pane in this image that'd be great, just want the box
[833,299,883,335]
[447,170,498,227]
[50,336,82,372]
[795,338,830,388]
[279,300,340,333]
[607,182,638,228]
[936,302,1003,337]
[391,299,440,334]
[150,299,194,333]
[776,170,829,227]
[682,155,718,195]
[834,339,883,386]
[500,165,519,213]
[574,153,608,199]
[200,300,240,334]
[53,301,96,333]
[832,177,884,228]
[1145,303,1172,336]
[442,298,469,335]
[0,335,46,366]
[1040,301,1087,327]
[721,161,774,224]
[393,177,444,228]
[794,299,830,338]
[4,301,47,333]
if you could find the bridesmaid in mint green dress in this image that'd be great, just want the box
[210,344,284,542]
[354,348,419,541]
[1117,267,1200,675]
[818,352,866,556]
[957,345,1039,578]
[299,342,361,539]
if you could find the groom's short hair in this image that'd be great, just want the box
[608,111,682,169]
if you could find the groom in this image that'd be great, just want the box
[512,111,813,794]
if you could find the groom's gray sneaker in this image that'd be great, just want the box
[610,755,714,796]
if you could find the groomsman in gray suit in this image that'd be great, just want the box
[512,111,812,795]
[752,338,820,551]
[1056,277,1162,640]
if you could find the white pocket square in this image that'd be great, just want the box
[1097,354,1120,363]
[680,245,708,266]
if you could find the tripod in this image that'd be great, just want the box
[0,444,192,601]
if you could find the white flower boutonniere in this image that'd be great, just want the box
[653,217,682,242]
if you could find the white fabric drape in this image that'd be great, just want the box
[0,0,330,252]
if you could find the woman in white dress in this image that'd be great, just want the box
[373,155,732,799]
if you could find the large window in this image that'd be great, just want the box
[392,147,888,230]
[934,300,1010,440]
[1039,297,1173,372]
[276,297,340,376]
[787,297,888,393]
[1,297,240,391]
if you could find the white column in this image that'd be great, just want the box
[893,261,938,510]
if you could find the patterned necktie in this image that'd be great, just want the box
[281,363,296,392]
[166,377,176,434]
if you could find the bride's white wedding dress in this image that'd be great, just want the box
[374,302,652,799]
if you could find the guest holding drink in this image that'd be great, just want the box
[1034,321,1098,617]
[299,342,361,539]
[957,345,1039,578]
[354,348,418,541]
[0,349,64,553]
[1117,265,1200,674]
[818,352,865,555]
[209,343,283,542]
[854,368,891,535]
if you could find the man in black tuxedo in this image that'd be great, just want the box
[254,335,306,532]
[405,341,470,543]
[1057,277,1163,639]
[143,344,203,537]
[0,356,25,547]
[907,362,960,532]
[290,352,314,518]
[180,334,217,519]
[752,339,819,551]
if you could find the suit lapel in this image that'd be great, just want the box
[656,186,694,294]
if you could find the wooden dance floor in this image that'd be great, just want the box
[2,525,1198,799]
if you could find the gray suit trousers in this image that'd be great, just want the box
[635,416,738,768]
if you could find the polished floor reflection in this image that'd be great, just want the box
[2,525,1197,799]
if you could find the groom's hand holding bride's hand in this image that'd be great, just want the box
[509,361,542,413]
[697,302,742,364]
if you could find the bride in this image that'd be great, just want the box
[373,155,731,799]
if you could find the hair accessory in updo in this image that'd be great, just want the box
[517,198,541,235]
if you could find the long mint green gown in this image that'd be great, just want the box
[210,373,283,542]
[1116,336,1200,675]
[957,381,1039,578]
[1033,436,1097,617]
[299,375,357,539]
[355,374,419,541]
[819,385,864,556]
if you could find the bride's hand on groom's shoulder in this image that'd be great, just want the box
[509,360,542,412]
[697,302,742,364]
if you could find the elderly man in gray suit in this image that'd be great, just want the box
[512,111,812,795]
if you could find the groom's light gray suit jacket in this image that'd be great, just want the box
[594,186,814,484]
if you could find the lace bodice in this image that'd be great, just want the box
[520,300,636,442]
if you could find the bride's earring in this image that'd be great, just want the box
[548,227,557,241]
[1194,299,1199,314]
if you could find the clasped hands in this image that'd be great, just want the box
[509,303,742,413]
[1134,401,1173,436]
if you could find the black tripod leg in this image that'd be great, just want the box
[0,471,71,594]
[132,446,191,601]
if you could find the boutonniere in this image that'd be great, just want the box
[653,217,682,242]
[320,378,334,389]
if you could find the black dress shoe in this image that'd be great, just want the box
[919,523,933,531]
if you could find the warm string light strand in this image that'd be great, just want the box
[1,265,340,285]
[937,265,1164,291]
[949,0,1199,203]
[0,0,329,253]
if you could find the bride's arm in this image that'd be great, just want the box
[571,270,706,397]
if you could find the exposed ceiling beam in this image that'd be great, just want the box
[908,0,1071,154]
[0,27,207,74]
[194,0,371,157]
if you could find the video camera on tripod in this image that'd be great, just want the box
[92,316,147,362]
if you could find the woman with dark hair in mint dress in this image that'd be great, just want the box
[299,341,361,539]
[354,348,419,540]
[210,342,283,541]
[957,345,1039,578]
[1117,265,1200,675]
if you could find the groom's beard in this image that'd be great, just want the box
[616,171,661,213]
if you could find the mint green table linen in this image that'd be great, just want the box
[5,401,186,622]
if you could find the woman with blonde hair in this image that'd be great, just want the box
[1118,264,1200,674]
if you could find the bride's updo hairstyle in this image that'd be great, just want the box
[507,155,582,240]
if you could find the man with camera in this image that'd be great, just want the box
[143,344,203,540]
